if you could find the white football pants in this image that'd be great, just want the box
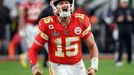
[49,60,87,75]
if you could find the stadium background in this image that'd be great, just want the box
[0,0,134,75]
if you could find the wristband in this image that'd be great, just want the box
[31,64,36,70]
[90,57,99,71]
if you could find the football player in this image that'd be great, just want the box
[18,0,44,68]
[29,0,99,75]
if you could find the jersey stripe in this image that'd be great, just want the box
[37,27,49,40]
[49,63,53,75]
[40,32,49,40]
[82,25,91,37]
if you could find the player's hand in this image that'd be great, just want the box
[127,15,133,21]
[86,67,96,75]
[32,65,42,75]
[117,15,124,22]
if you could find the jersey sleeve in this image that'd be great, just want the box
[28,18,49,65]
[37,18,49,43]
[81,14,92,40]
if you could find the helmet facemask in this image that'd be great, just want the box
[50,0,74,17]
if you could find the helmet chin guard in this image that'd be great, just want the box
[50,0,74,17]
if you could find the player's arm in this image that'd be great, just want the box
[18,4,25,30]
[81,14,99,75]
[28,35,47,75]
[84,33,99,72]
[28,19,49,75]
[83,32,99,75]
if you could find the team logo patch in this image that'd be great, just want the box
[74,27,82,35]
[48,25,54,29]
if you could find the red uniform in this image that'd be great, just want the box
[29,13,92,65]
[20,1,43,24]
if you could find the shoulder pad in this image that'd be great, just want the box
[42,16,54,24]
[74,13,89,25]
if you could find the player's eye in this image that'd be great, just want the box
[58,1,70,5]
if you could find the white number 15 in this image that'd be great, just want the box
[55,37,79,57]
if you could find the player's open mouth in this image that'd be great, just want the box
[63,9,68,11]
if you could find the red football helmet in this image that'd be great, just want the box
[50,0,74,17]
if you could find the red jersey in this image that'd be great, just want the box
[20,1,43,24]
[38,13,91,64]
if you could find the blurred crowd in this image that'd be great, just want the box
[0,0,134,65]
